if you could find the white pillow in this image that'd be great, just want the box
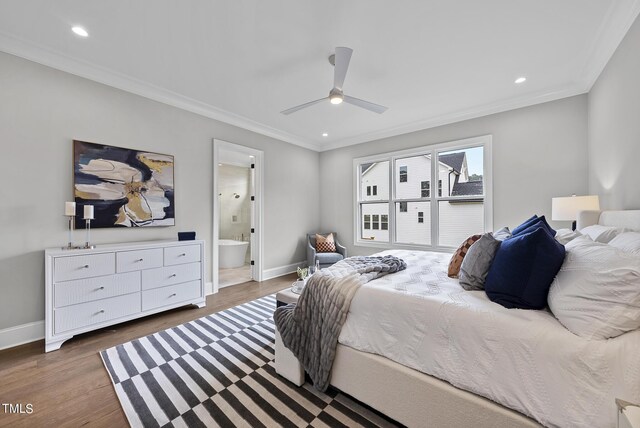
[548,236,640,340]
[579,224,625,243]
[554,228,582,245]
[608,232,640,255]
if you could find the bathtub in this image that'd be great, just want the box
[219,239,249,269]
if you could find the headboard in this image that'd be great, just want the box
[576,210,640,231]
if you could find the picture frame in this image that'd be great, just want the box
[73,140,175,228]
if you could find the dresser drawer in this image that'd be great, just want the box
[142,280,201,311]
[165,244,201,266]
[116,248,163,273]
[141,262,201,290]
[54,253,115,282]
[54,272,140,308]
[54,293,140,334]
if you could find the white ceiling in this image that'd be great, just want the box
[1,1,639,152]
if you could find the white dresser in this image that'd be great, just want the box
[45,240,206,352]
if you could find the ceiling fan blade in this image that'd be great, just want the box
[333,47,353,90]
[343,95,388,114]
[280,97,328,115]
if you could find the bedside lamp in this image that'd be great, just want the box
[552,195,600,231]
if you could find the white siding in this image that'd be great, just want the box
[361,203,389,242]
[395,156,430,199]
[438,202,484,247]
[396,202,431,245]
[361,162,389,201]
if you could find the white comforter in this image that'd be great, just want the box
[338,250,640,428]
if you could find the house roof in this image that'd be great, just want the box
[451,180,483,196]
[438,153,465,174]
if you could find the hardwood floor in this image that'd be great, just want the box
[0,275,294,427]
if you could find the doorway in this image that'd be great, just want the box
[212,139,263,292]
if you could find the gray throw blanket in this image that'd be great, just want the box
[273,255,406,391]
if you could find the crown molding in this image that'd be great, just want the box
[318,83,589,152]
[579,0,640,90]
[0,31,320,152]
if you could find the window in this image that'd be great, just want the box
[421,181,430,198]
[366,186,371,196]
[399,166,407,182]
[355,136,491,250]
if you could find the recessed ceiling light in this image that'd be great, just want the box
[322,133,328,137]
[515,76,527,84]
[71,26,89,37]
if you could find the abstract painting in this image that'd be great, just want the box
[73,140,175,228]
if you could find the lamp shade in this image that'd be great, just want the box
[551,195,600,221]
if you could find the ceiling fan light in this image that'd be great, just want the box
[330,95,343,105]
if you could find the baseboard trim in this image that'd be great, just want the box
[0,320,44,351]
[262,261,306,281]
[205,282,215,296]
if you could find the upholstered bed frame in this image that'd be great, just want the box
[275,210,639,428]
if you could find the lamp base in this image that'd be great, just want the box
[62,244,82,250]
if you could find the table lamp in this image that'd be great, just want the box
[551,195,600,230]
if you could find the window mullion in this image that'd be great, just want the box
[431,149,439,247]
[389,157,396,244]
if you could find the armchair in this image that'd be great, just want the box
[307,233,347,269]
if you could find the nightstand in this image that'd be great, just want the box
[617,399,640,428]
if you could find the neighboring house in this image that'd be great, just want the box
[360,152,484,246]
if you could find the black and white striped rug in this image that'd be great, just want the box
[101,294,401,427]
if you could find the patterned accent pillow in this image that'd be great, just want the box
[447,234,482,278]
[316,233,337,253]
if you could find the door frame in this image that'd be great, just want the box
[212,139,264,292]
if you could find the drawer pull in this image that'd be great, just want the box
[170,293,177,297]
[136,258,144,262]
[97,309,105,314]
[179,253,186,257]
[97,286,105,290]
[82,264,89,269]
[169,273,177,278]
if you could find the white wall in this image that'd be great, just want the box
[320,95,589,257]
[219,164,251,241]
[588,13,640,209]
[0,52,320,331]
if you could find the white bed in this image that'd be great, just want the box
[276,210,640,428]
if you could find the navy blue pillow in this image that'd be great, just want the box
[485,227,565,310]
[511,215,539,235]
[512,215,556,238]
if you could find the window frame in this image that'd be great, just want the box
[399,166,407,183]
[353,135,493,252]
[421,180,430,198]
[381,214,389,230]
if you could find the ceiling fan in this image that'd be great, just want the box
[281,47,388,115]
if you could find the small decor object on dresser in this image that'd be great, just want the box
[73,140,175,228]
[178,231,196,241]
